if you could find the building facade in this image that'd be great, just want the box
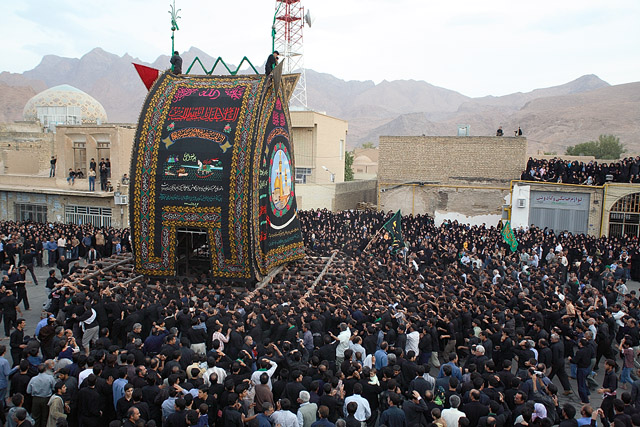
[511,181,640,237]
[290,110,348,185]
[0,85,133,228]
[352,148,378,180]
[378,136,527,224]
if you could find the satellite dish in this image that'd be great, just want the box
[304,9,313,28]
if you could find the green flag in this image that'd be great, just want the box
[501,220,518,252]
[382,210,405,253]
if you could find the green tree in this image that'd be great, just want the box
[361,141,377,149]
[344,151,354,182]
[565,134,625,159]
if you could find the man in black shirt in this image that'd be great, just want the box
[1,290,20,338]
[548,333,572,395]
[599,359,618,422]
[570,338,592,404]
[9,318,26,367]
[56,255,70,276]
[265,51,279,76]
[45,270,60,298]
[222,393,243,427]
[170,51,183,75]
[77,374,103,426]
[20,247,38,286]
[49,156,56,177]
[14,267,30,310]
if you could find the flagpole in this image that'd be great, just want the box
[362,228,384,254]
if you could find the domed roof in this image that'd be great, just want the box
[23,84,108,124]
[353,154,375,165]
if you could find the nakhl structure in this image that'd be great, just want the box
[129,70,304,279]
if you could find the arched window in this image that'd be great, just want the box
[609,193,640,237]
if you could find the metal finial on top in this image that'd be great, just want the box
[169,0,182,58]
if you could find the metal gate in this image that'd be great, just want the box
[529,191,590,235]
[65,205,112,227]
[609,193,640,238]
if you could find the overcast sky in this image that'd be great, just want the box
[5,0,639,97]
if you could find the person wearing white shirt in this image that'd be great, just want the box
[78,366,93,389]
[612,305,627,327]
[441,395,465,427]
[343,383,371,422]
[405,325,420,357]
[271,399,298,427]
[203,361,227,387]
[492,270,502,285]
[330,323,351,367]
[57,236,67,259]
[251,358,278,390]
[461,254,471,266]
[587,318,598,341]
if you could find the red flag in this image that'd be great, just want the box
[132,63,160,91]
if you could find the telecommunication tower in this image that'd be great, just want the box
[272,0,312,108]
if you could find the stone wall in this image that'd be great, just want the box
[379,136,527,184]
[334,180,377,211]
[295,179,377,211]
[379,183,509,226]
[0,123,54,175]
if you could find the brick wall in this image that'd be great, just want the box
[379,136,527,184]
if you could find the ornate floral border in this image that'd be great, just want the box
[131,73,263,277]
[251,84,305,275]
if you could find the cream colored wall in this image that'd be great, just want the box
[291,111,348,184]
[0,123,54,175]
[295,180,377,211]
[314,113,347,184]
[292,127,314,168]
[55,124,135,189]
[295,183,336,211]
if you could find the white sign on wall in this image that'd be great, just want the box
[530,192,589,209]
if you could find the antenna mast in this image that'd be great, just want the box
[273,0,308,108]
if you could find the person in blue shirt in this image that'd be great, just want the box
[375,341,389,371]
[112,367,128,409]
[438,353,463,381]
[43,238,57,267]
[35,314,55,337]
[255,402,274,427]
[0,345,13,414]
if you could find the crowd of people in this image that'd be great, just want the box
[0,210,639,427]
[521,157,640,185]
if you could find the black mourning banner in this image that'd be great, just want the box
[130,72,304,278]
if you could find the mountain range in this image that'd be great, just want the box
[1,47,638,154]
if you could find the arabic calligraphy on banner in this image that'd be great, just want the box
[530,192,589,207]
